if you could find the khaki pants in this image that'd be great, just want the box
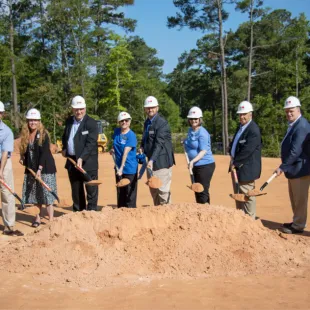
[232,175,256,219]
[288,175,310,230]
[0,158,15,227]
[147,167,172,206]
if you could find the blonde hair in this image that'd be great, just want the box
[19,121,49,155]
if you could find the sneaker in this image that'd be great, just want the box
[3,226,14,235]
[282,226,304,234]
[282,222,293,228]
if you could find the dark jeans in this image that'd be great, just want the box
[193,162,216,204]
[115,172,138,208]
[68,168,98,211]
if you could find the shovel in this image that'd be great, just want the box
[0,179,25,210]
[183,144,204,193]
[26,167,60,203]
[247,173,277,197]
[146,167,162,189]
[111,153,130,187]
[229,167,249,202]
[66,157,102,186]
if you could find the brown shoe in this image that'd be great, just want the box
[3,226,14,235]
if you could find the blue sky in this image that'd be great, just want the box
[117,0,309,74]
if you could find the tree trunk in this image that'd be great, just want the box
[295,46,298,97]
[247,0,254,101]
[217,0,228,154]
[9,2,19,129]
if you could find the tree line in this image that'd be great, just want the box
[0,0,309,156]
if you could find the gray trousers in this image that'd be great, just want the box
[147,167,172,206]
[288,175,310,230]
[0,158,15,228]
[232,174,256,219]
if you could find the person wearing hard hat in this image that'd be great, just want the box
[275,96,310,234]
[19,108,57,227]
[110,112,138,208]
[140,96,175,205]
[62,96,99,212]
[0,101,20,235]
[229,100,262,219]
[184,107,216,204]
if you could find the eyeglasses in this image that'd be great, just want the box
[120,119,130,123]
[189,118,199,121]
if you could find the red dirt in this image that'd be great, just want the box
[0,153,310,309]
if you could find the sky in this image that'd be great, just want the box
[116,0,309,74]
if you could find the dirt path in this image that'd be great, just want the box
[0,153,309,309]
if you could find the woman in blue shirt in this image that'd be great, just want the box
[184,107,215,204]
[111,112,138,208]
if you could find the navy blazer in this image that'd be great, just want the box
[62,114,98,172]
[229,120,262,182]
[280,116,310,179]
[141,114,175,171]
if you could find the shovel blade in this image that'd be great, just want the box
[247,189,267,197]
[147,176,162,189]
[85,180,103,186]
[191,183,204,193]
[229,193,249,202]
[116,178,130,187]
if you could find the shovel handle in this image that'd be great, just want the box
[0,179,25,209]
[231,168,240,193]
[67,157,86,174]
[259,173,277,192]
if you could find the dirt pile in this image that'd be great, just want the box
[1,204,310,288]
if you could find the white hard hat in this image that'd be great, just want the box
[0,101,4,112]
[284,96,301,109]
[237,101,253,114]
[117,112,132,122]
[187,106,203,118]
[144,96,158,108]
[71,95,86,109]
[26,108,41,120]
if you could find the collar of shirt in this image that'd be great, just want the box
[146,113,158,125]
[239,119,252,132]
[288,114,301,128]
[73,117,83,125]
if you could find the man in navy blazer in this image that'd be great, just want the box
[275,96,310,234]
[62,96,99,212]
[229,101,262,219]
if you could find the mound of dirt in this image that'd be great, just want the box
[1,204,310,288]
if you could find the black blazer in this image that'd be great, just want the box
[141,114,175,171]
[62,114,98,171]
[229,120,262,182]
[280,116,310,179]
[22,131,56,174]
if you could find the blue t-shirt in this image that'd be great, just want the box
[184,126,215,166]
[113,128,138,174]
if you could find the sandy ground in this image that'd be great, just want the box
[0,153,310,310]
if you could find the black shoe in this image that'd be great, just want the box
[282,222,293,228]
[281,226,304,234]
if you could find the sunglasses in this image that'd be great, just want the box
[189,118,199,121]
[120,119,130,123]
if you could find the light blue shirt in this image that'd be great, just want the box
[67,117,83,156]
[0,121,14,161]
[281,114,302,145]
[231,120,252,158]
[184,126,215,166]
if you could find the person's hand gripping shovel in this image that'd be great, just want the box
[0,178,25,210]
[182,142,204,193]
[111,152,130,187]
[229,167,249,202]
[26,167,60,203]
[246,172,277,197]
[66,157,102,186]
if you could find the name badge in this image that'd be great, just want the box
[82,131,89,135]
[239,139,246,143]
[149,130,155,135]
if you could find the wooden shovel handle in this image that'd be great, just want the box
[67,157,86,174]
[26,167,52,191]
